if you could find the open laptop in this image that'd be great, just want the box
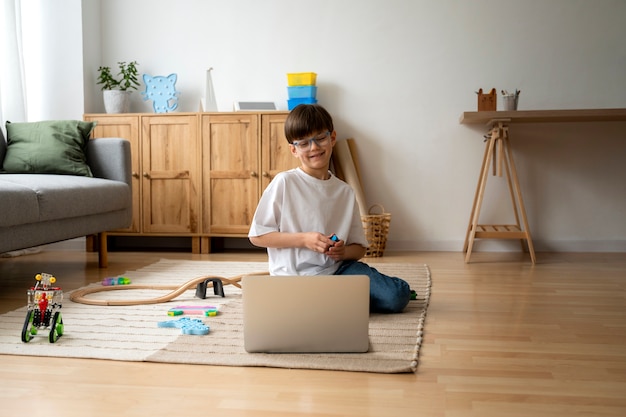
[242,275,370,353]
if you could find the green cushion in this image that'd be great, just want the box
[3,120,96,177]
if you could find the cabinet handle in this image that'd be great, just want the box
[250,171,258,177]
[132,172,139,178]
[262,171,270,178]
[143,172,150,178]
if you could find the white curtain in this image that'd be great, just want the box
[0,0,27,135]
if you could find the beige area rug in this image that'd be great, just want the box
[0,260,431,373]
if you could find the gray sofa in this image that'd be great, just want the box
[0,129,132,267]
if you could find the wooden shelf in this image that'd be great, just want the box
[473,225,526,239]
[460,108,626,125]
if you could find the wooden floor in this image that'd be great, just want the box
[1,245,625,417]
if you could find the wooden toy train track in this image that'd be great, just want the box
[69,271,268,306]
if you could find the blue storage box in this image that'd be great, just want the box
[288,97,317,110]
[287,86,318,99]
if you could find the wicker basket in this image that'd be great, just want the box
[361,204,391,257]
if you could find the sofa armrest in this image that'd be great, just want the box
[86,138,132,186]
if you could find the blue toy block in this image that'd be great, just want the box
[157,317,210,335]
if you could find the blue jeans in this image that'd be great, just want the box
[335,260,411,313]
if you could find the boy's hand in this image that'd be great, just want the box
[300,232,364,261]
[325,238,345,261]
[303,232,338,255]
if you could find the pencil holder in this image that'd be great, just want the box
[476,88,497,111]
[502,94,518,111]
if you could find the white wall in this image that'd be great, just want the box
[80,0,101,115]
[20,0,84,120]
[62,1,626,251]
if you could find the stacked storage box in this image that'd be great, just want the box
[287,72,317,110]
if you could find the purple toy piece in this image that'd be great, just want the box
[102,276,131,286]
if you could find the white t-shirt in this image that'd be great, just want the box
[249,168,368,276]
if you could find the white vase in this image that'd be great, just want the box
[103,90,132,113]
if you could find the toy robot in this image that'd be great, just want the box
[21,273,64,343]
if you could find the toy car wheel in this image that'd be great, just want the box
[49,312,63,343]
[56,314,64,337]
[21,311,34,343]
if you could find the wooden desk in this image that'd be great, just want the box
[460,108,626,263]
[460,108,626,124]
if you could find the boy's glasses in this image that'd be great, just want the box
[292,131,331,151]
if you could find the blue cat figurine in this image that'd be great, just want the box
[142,73,180,113]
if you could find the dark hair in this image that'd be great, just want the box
[284,104,334,143]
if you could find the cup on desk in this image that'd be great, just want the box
[502,94,518,111]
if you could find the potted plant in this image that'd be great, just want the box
[97,61,140,113]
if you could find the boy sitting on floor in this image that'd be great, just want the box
[248,104,411,313]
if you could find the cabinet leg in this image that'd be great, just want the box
[200,237,210,254]
[191,237,201,254]
[85,235,96,252]
[98,232,108,268]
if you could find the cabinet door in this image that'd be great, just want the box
[86,115,140,233]
[201,114,258,235]
[141,115,200,234]
[261,113,299,191]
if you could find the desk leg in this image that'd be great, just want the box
[464,122,536,264]
[464,129,498,262]
[503,136,536,263]
[463,134,492,253]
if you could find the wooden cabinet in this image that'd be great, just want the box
[85,111,297,253]
[262,113,300,190]
[200,112,298,246]
[85,113,200,239]
[201,113,259,236]
[141,115,200,235]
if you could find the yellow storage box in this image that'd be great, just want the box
[287,72,317,86]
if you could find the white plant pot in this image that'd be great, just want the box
[103,90,132,114]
